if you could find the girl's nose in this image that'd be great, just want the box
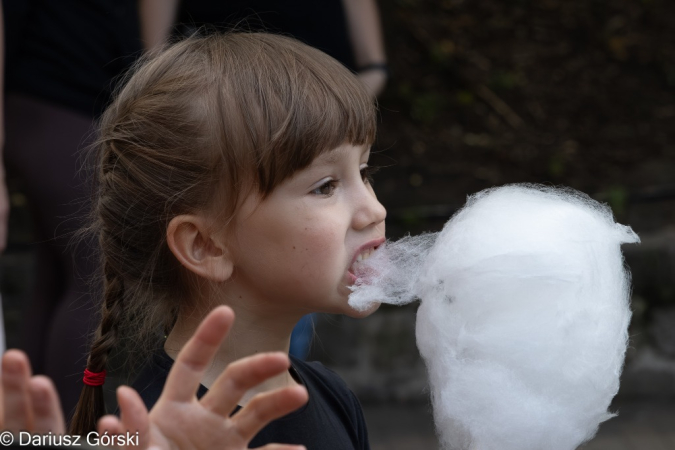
[352,184,387,230]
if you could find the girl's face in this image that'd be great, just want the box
[226,143,386,319]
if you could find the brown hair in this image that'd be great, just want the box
[69,32,376,434]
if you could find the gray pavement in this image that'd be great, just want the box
[363,400,675,450]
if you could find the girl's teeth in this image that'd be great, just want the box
[355,247,377,265]
[357,250,373,262]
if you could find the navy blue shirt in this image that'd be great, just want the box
[131,351,371,450]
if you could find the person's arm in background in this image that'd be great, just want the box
[138,0,180,52]
[341,0,388,97]
[0,4,9,253]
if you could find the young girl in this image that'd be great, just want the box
[70,32,386,449]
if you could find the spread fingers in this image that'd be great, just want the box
[200,352,291,416]
[161,306,234,403]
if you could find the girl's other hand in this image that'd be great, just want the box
[0,350,66,435]
[98,306,308,450]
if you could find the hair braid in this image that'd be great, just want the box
[69,257,125,435]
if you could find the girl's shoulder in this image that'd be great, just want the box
[290,357,357,402]
[290,356,349,389]
[289,356,365,421]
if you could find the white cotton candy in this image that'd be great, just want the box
[348,184,639,450]
[349,232,438,311]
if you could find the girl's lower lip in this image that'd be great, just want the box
[347,271,357,285]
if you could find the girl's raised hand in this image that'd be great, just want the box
[98,306,309,450]
[0,350,65,436]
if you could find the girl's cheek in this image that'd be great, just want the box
[314,228,342,257]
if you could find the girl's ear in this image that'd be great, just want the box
[166,215,233,282]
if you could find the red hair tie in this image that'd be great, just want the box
[83,368,106,386]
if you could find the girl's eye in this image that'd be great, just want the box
[311,166,380,197]
[312,179,338,196]
[361,165,380,186]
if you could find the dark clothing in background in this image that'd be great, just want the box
[2,0,32,69]
[6,0,141,117]
[177,0,357,70]
[133,351,371,450]
[3,94,98,419]
[3,0,142,418]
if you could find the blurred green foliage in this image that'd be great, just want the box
[605,186,629,217]
[410,93,446,124]
[455,90,474,106]
[488,70,522,92]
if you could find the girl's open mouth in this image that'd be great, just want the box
[347,238,385,285]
